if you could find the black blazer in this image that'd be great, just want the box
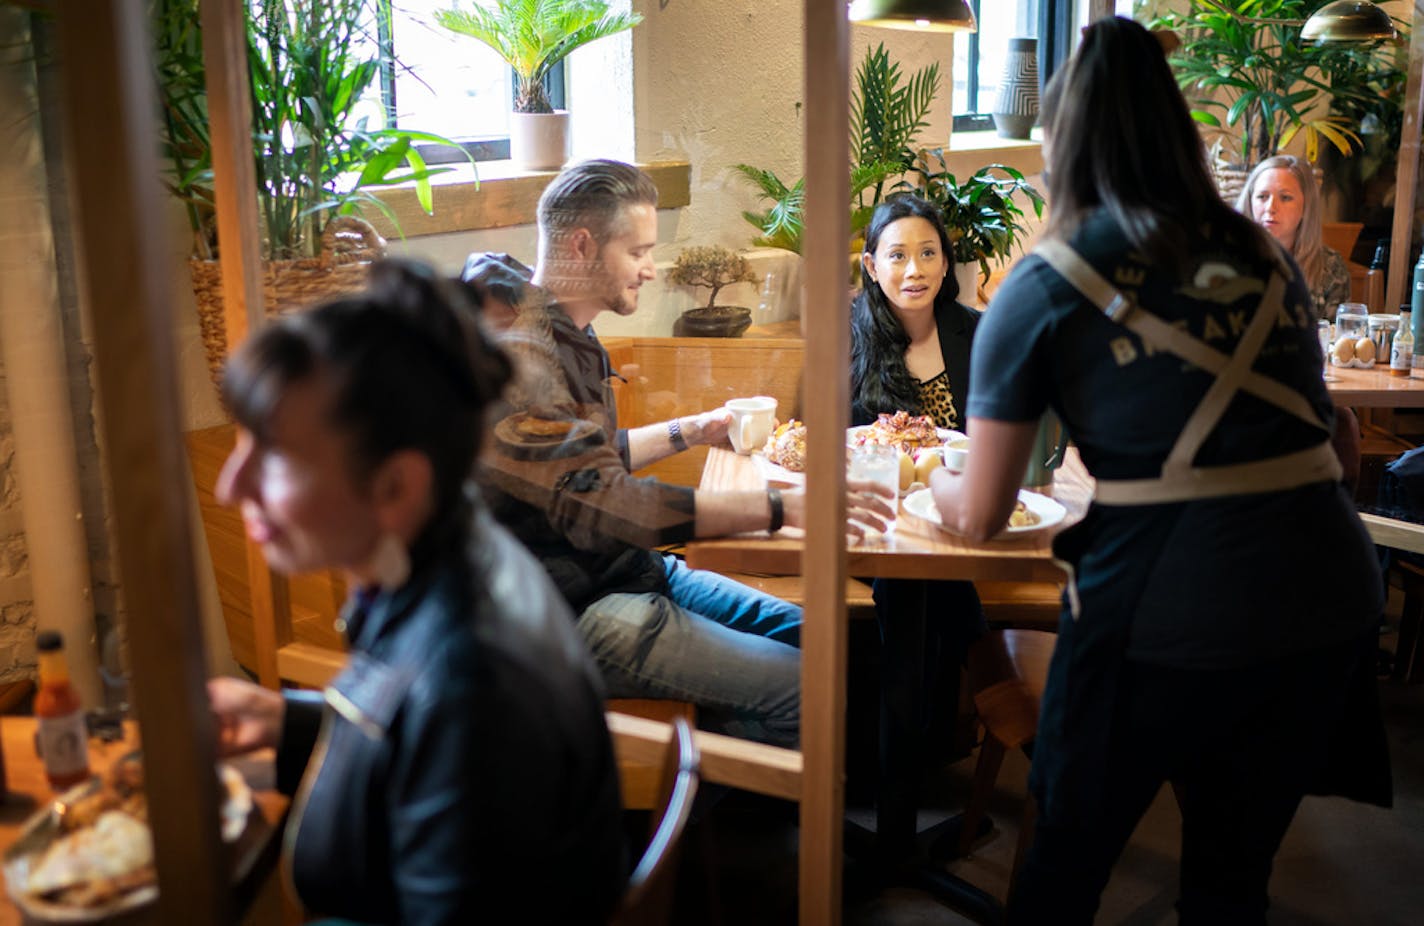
[851,298,983,428]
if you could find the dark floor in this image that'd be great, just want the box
[669,628,1424,924]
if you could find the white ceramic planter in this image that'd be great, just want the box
[954,261,985,308]
[510,110,570,171]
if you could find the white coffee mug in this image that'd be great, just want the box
[725,396,777,454]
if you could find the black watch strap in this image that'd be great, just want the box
[767,487,784,533]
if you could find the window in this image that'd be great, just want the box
[951,1,1041,132]
[951,1,1123,133]
[376,1,566,163]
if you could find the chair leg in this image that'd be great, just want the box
[1007,790,1037,907]
[959,734,1007,857]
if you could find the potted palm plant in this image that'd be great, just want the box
[733,42,939,256]
[1149,0,1396,200]
[154,0,467,382]
[434,0,643,170]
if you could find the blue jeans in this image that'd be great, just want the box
[576,554,802,747]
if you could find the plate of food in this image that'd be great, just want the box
[847,411,962,454]
[901,488,1068,539]
[3,754,253,921]
[493,411,602,460]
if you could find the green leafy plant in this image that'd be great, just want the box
[667,246,757,310]
[897,152,1044,282]
[434,0,642,114]
[733,42,940,254]
[1150,0,1396,166]
[154,0,468,261]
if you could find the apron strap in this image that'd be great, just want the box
[1164,271,1287,477]
[1093,442,1342,505]
[1034,239,1342,504]
[1035,240,1329,434]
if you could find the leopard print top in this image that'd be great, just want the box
[917,370,958,431]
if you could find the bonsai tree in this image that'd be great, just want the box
[434,0,642,114]
[668,246,758,338]
[734,43,940,254]
[897,152,1045,283]
[668,246,757,310]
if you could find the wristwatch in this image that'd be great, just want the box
[667,417,689,451]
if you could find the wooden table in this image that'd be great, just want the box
[1326,366,1424,407]
[0,718,287,925]
[685,446,1094,583]
[686,447,1093,921]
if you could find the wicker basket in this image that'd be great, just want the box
[189,215,386,384]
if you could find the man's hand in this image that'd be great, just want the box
[684,408,733,448]
[781,478,897,539]
[208,676,286,756]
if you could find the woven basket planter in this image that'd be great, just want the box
[189,215,386,385]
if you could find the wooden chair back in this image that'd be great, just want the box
[610,716,700,926]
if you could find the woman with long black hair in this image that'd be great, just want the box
[931,18,1386,922]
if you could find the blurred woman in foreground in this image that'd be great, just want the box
[1237,154,1351,320]
[207,261,625,924]
[931,18,1386,922]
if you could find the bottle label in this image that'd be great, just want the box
[36,711,89,779]
[1393,342,1412,370]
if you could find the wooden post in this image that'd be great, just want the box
[801,1,850,922]
[1387,1,1424,312]
[53,0,230,921]
[198,0,293,689]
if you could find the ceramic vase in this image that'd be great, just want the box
[954,261,984,309]
[993,37,1039,140]
[510,110,570,171]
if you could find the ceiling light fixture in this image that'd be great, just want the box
[847,0,977,33]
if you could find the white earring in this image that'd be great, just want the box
[370,533,411,591]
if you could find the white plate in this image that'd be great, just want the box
[847,425,963,450]
[902,488,1068,539]
[751,451,804,486]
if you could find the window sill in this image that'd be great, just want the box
[940,129,1044,178]
[365,159,692,239]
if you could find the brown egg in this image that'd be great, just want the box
[1355,337,1376,364]
[1333,338,1356,364]
[898,451,915,492]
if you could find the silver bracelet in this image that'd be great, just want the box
[667,417,689,451]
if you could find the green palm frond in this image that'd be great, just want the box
[435,0,641,113]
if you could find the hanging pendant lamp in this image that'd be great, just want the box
[847,0,977,33]
[1301,1,1397,43]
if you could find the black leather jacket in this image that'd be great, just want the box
[276,504,626,924]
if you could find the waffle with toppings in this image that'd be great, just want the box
[854,411,942,454]
[764,420,807,472]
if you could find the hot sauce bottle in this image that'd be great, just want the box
[35,631,91,790]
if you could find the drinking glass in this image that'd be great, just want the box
[849,444,899,537]
[755,271,778,322]
[1318,319,1334,380]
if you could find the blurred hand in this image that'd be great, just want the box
[686,408,733,448]
[845,478,897,540]
[779,479,896,538]
[208,676,285,757]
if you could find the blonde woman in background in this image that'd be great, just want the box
[1237,154,1351,319]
